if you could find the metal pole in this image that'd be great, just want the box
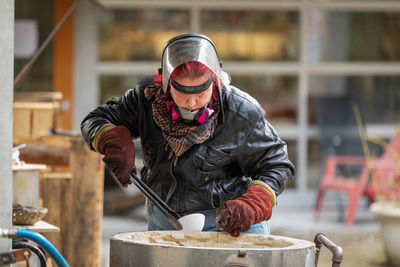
[314,233,344,267]
[0,0,15,261]
[73,0,100,131]
[297,7,309,193]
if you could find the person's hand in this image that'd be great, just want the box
[214,185,274,237]
[97,125,136,186]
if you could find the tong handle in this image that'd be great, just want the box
[128,173,183,230]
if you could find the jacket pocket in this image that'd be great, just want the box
[192,146,235,173]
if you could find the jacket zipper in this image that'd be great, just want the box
[165,158,177,206]
[210,181,217,208]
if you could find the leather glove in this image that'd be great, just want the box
[214,184,275,237]
[97,125,136,187]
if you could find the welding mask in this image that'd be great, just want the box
[160,33,231,94]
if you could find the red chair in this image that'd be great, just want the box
[366,128,400,202]
[315,123,400,225]
[313,96,371,225]
[314,155,372,225]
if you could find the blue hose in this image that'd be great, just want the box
[17,228,69,267]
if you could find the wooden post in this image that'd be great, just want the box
[41,136,104,266]
[68,137,104,267]
[41,177,73,254]
[53,0,75,130]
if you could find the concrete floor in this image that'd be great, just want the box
[101,189,388,267]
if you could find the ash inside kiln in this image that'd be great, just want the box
[127,231,293,248]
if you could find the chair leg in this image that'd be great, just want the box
[363,185,376,204]
[314,188,325,221]
[345,189,360,226]
[335,194,345,222]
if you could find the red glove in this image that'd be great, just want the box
[214,186,273,237]
[97,125,136,186]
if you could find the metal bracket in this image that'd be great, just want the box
[0,252,15,265]
[12,248,32,264]
[0,248,32,265]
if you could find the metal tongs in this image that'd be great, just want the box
[128,172,183,230]
[108,168,182,230]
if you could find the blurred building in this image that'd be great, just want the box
[14,0,400,194]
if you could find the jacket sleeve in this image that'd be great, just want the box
[81,75,157,151]
[80,87,140,151]
[239,116,295,196]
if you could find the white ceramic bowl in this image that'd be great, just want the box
[178,213,205,232]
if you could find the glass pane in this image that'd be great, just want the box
[14,0,53,93]
[307,140,369,189]
[201,10,299,61]
[309,76,400,125]
[309,11,400,62]
[100,75,145,103]
[99,9,190,61]
[230,75,298,125]
[308,140,321,189]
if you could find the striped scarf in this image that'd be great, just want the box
[144,85,220,160]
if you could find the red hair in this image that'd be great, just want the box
[169,61,220,100]
[171,61,211,80]
[153,72,162,85]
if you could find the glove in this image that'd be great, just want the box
[97,125,136,186]
[214,183,275,237]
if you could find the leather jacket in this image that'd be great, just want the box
[81,76,295,216]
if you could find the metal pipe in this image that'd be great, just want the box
[0,228,17,239]
[314,233,343,267]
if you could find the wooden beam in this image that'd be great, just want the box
[53,0,75,130]
[68,137,104,266]
[19,143,70,167]
[41,177,72,253]
[41,137,104,266]
[99,0,400,10]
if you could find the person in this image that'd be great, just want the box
[81,33,294,237]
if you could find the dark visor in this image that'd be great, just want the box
[170,76,213,94]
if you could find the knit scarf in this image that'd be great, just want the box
[144,85,220,160]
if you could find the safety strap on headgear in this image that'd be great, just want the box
[170,76,213,94]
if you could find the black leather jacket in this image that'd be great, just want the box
[81,77,295,216]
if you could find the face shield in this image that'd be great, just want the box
[160,33,231,93]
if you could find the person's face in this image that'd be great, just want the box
[170,76,213,111]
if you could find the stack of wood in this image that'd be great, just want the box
[13,92,62,143]
[13,92,104,267]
